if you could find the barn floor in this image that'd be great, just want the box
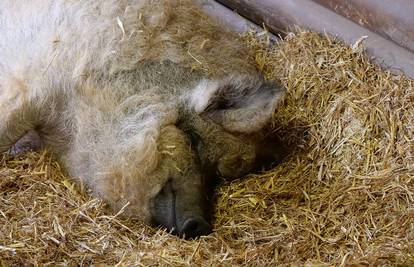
[1,31,413,266]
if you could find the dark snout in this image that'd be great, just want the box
[150,180,211,239]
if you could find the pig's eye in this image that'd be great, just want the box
[177,122,202,149]
[184,130,202,148]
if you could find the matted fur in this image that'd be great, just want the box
[0,0,284,224]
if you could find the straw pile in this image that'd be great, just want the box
[1,30,413,266]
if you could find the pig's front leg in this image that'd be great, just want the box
[8,130,42,156]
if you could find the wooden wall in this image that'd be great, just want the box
[207,0,414,79]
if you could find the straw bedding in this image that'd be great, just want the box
[1,30,413,266]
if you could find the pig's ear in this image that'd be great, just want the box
[187,76,285,133]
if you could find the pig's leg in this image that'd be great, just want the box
[0,100,40,155]
[8,130,42,156]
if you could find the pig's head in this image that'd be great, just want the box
[148,75,285,238]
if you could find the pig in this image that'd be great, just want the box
[0,0,285,238]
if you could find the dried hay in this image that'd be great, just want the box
[1,30,413,266]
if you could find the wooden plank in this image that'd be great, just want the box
[213,0,287,35]
[216,0,414,79]
[199,0,277,40]
[313,0,414,53]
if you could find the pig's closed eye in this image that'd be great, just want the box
[180,128,199,145]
